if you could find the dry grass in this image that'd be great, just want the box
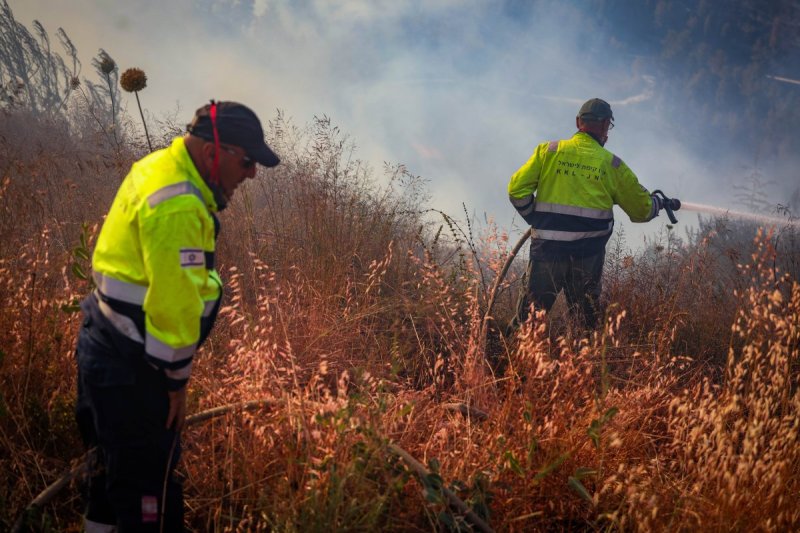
[1,108,799,532]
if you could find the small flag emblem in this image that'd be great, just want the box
[180,248,204,267]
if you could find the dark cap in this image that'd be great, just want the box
[577,98,614,121]
[187,100,280,168]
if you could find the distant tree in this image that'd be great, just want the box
[733,163,775,214]
[601,0,800,161]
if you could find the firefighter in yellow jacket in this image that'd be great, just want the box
[508,98,672,329]
[74,101,279,532]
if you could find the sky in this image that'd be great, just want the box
[8,0,798,250]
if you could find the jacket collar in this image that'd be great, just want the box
[574,130,604,146]
[169,137,219,212]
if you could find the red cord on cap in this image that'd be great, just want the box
[209,100,220,185]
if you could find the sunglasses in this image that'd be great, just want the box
[220,145,255,169]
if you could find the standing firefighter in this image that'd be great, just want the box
[508,98,674,329]
[74,101,280,532]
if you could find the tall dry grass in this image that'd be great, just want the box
[1,102,799,531]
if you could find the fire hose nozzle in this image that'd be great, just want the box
[651,190,680,224]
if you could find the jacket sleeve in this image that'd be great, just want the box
[139,206,209,390]
[508,142,548,225]
[610,159,658,223]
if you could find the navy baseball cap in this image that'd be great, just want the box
[577,98,614,121]
[187,100,280,168]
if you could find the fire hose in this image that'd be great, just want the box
[480,190,681,348]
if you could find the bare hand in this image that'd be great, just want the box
[166,387,187,431]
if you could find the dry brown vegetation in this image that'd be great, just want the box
[1,102,799,532]
[3,3,800,530]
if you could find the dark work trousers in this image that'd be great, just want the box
[74,296,184,532]
[513,248,606,330]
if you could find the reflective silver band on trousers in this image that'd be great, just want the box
[84,518,116,533]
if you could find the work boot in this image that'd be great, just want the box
[84,518,116,532]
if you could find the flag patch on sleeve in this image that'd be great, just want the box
[180,249,204,267]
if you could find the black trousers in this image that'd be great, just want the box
[514,248,606,329]
[74,296,184,532]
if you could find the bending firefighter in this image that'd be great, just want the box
[508,98,678,329]
[74,101,280,532]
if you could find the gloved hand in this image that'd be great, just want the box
[650,193,664,214]
[167,386,187,432]
[650,190,681,223]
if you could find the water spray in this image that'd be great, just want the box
[645,190,798,229]
[680,201,800,228]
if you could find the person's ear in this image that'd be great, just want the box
[201,142,215,164]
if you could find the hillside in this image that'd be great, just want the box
[2,3,800,531]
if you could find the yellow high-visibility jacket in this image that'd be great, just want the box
[508,132,657,257]
[91,137,222,389]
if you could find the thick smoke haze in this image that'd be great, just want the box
[9,0,799,247]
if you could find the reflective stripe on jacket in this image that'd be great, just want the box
[508,132,656,257]
[92,137,222,389]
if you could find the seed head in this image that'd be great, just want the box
[70,76,80,90]
[94,50,116,75]
[120,68,147,92]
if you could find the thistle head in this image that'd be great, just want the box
[120,68,147,92]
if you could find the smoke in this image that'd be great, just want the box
[613,75,657,106]
[7,0,798,247]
